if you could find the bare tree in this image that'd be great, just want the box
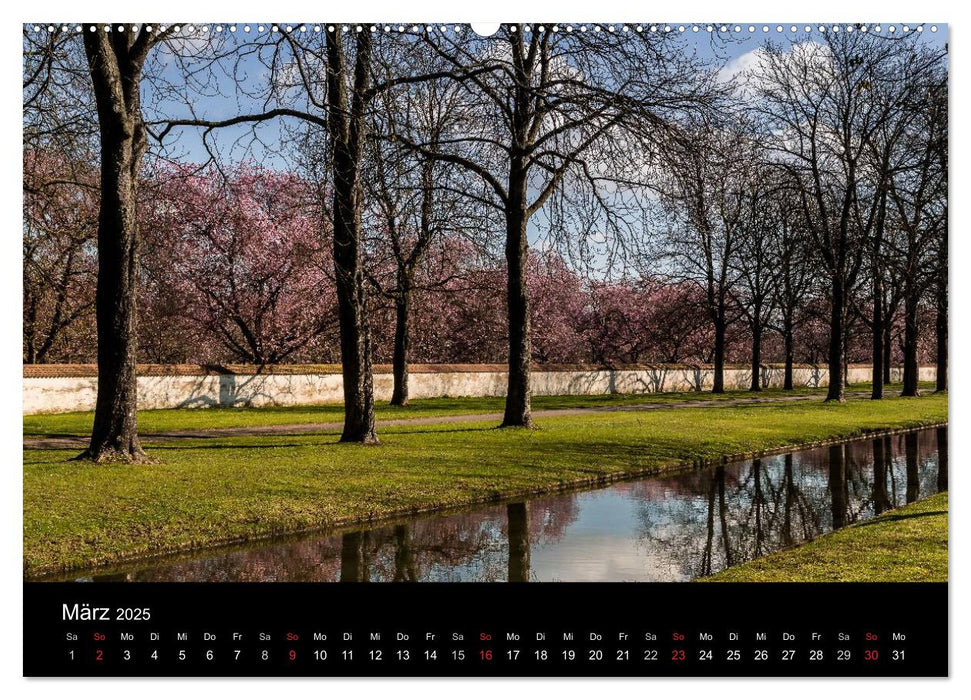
[77,24,174,462]
[887,69,946,397]
[932,209,947,392]
[23,26,98,154]
[859,93,904,399]
[754,32,923,401]
[877,258,906,385]
[22,33,100,360]
[394,25,721,423]
[323,30,380,441]
[854,41,946,398]
[658,125,752,393]
[731,159,780,392]
[767,181,817,390]
[362,73,493,405]
[154,27,497,442]
[23,152,99,363]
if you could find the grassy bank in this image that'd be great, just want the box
[23,393,946,576]
[22,381,935,436]
[701,492,948,582]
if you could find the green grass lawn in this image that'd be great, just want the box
[23,393,946,576]
[701,492,948,583]
[22,381,935,437]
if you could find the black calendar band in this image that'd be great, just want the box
[23,582,947,677]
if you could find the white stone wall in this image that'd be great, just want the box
[22,366,939,415]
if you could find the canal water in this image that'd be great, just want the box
[44,427,946,583]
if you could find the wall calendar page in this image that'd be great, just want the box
[19,12,950,683]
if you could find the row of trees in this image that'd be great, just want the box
[25,161,938,371]
[22,24,947,461]
[653,38,947,400]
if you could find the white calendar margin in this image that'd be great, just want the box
[1,0,964,697]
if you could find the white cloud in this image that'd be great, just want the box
[719,41,832,102]
[717,46,770,85]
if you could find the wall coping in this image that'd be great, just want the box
[22,362,886,379]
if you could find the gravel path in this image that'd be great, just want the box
[24,392,868,450]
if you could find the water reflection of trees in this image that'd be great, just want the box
[84,430,943,583]
[937,427,948,491]
[506,503,530,582]
[98,494,579,583]
[628,430,941,580]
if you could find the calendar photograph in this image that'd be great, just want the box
[21,19,948,677]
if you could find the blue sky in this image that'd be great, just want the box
[147,23,947,168]
[142,23,947,274]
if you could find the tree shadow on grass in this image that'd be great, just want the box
[853,511,948,527]
[142,427,500,452]
[377,427,512,437]
[22,431,89,439]
[145,442,328,451]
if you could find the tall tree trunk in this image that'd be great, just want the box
[871,191,887,399]
[842,336,849,388]
[85,127,144,461]
[327,32,377,443]
[783,321,794,391]
[749,318,762,392]
[883,319,893,385]
[901,277,920,397]
[871,277,884,400]
[826,278,845,401]
[390,274,411,407]
[935,264,947,392]
[78,30,152,463]
[502,164,533,428]
[712,314,726,394]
